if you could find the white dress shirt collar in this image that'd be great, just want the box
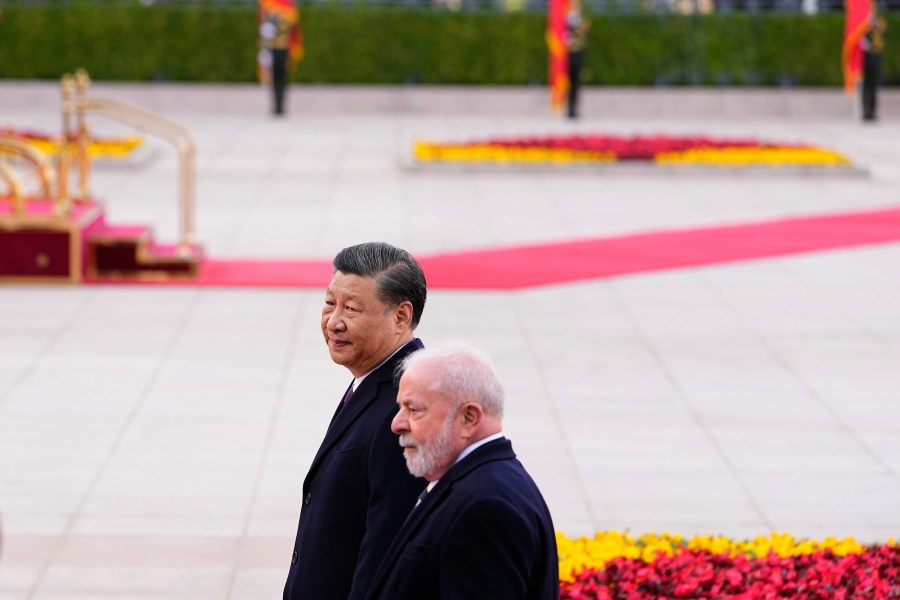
[428,432,504,491]
[351,340,412,392]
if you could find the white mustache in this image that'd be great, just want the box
[398,435,418,449]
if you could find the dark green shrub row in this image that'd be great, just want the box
[0,4,897,86]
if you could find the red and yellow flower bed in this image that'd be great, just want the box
[1,128,142,159]
[557,531,899,599]
[414,134,851,168]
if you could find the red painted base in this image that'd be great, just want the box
[88,226,202,279]
[0,200,104,282]
[1,198,202,283]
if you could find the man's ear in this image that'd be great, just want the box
[461,402,483,429]
[394,301,413,329]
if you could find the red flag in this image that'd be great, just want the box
[258,0,304,76]
[843,0,872,94]
[547,0,569,112]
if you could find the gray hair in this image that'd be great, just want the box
[332,242,427,329]
[397,342,505,417]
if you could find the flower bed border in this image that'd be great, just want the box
[408,133,864,175]
[557,531,899,599]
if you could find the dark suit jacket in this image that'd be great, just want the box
[283,338,425,600]
[365,437,559,600]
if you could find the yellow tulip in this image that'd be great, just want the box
[555,530,869,582]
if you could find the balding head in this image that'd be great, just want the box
[391,342,504,481]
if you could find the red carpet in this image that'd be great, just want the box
[87,206,900,290]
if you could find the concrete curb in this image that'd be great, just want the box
[2,80,898,119]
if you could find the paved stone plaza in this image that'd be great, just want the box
[2,82,900,599]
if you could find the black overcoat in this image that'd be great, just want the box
[365,437,559,600]
[283,338,425,600]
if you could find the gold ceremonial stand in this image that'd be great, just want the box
[0,69,203,283]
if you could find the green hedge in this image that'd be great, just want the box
[0,4,897,86]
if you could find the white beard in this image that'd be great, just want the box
[399,420,455,479]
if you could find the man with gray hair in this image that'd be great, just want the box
[284,242,428,600]
[365,342,559,600]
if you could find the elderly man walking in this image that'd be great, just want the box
[283,242,428,600]
[366,342,559,600]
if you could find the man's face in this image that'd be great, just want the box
[321,271,404,378]
[392,362,463,481]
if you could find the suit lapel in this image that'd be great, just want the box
[398,438,514,534]
[305,339,423,483]
[369,438,515,595]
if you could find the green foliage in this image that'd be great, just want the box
[296,8,547,84]
[583,13,849,86]
[0,3,896,86]
[0,3,257,81]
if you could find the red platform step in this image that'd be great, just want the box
[1,198,201,283]
[87,222,202,279]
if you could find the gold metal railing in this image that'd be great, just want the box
[0,135,59,217]
[0,161,25,210]
[61,69,197,254]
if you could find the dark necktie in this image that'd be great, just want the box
[414,486,429,508]
[331,384,354,422]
